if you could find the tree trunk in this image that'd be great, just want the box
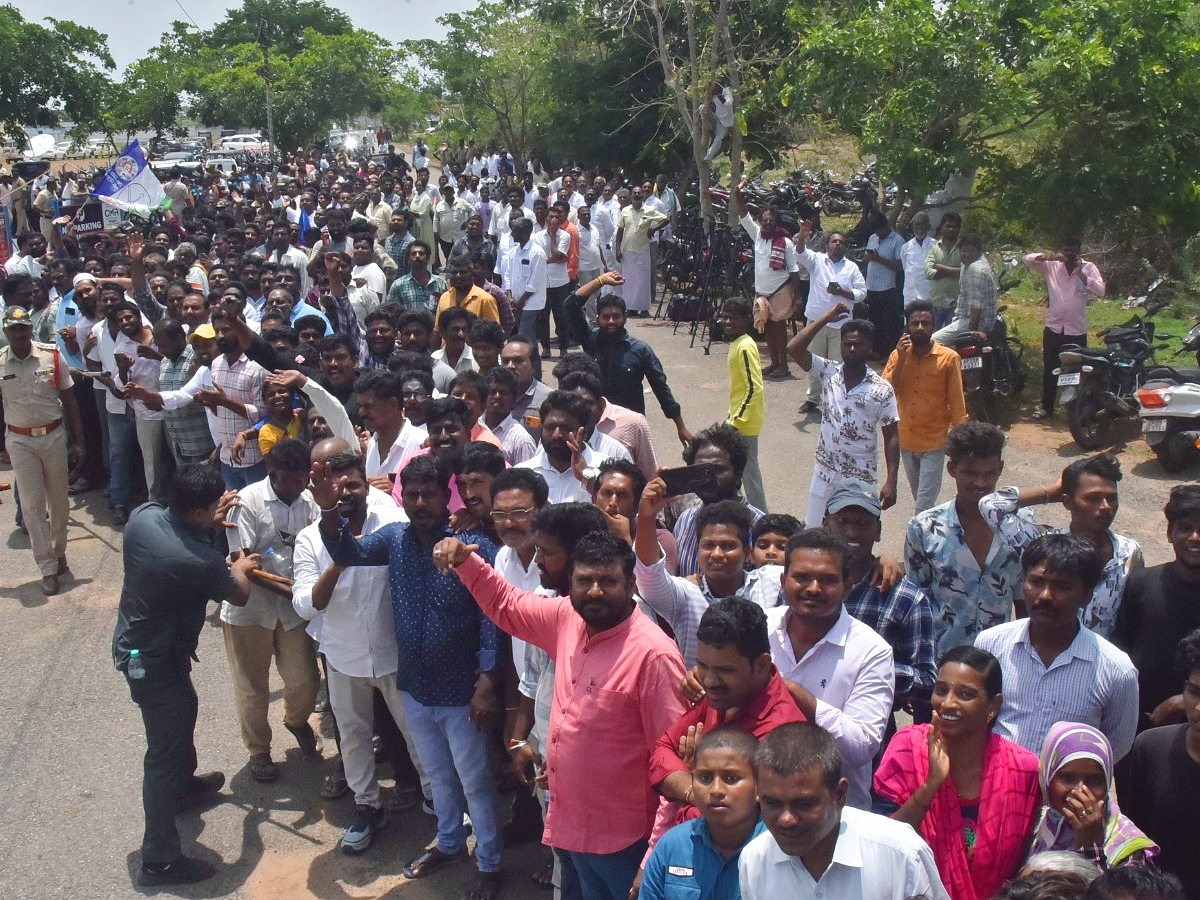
[716,0,742,227]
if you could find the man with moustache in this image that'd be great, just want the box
[432,523,687,900]
[517,390,627,504]
[738,723,949,900]
[975,533,1139,760]
[882,300,967,513]
[313,455,503,900]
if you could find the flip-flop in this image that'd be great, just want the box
[404,846,468,879]
[68,479,91,495]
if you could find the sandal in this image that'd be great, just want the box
[248,753,278,783]
[532,858,554,889]
[68,478,92,495]
[404,846,468,879]
[465,871,504,900]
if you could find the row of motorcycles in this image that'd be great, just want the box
[1052,279,1200,471]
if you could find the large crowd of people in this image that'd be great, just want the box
[0,144,1194,900]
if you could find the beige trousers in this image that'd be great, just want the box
[222,620,319,756]
[8,427,69,576]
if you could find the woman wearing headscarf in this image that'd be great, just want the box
[1028,722,1158,869]
[874,647,1042,900]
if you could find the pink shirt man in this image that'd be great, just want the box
[454,552,687,854]
[1024,253,1106,336]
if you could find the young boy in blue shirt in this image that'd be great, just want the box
[639,728,764,900]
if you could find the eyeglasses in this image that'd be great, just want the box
[403,390,430,401]
[489,507,535,523]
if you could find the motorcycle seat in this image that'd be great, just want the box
[1147,366,1200,383]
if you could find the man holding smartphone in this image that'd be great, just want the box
[792,223,867,413]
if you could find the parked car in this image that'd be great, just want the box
[214,133,269,153]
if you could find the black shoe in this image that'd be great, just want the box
[112,506,130,526]
[136,856,216,885]
[176,771,225,812]
[285,721,322,758]
[798,400,819,414]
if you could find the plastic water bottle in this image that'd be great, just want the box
[127,648,146,680]
[262,545,293,579]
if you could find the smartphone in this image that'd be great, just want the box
[660,463,719,497]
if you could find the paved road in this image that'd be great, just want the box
[0,318,1180,900]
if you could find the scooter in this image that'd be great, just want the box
[1136,320,1200,471]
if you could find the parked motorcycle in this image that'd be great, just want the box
[953,305,1027,423]
[1056,311,1169,450]
[1136,320,1200,471]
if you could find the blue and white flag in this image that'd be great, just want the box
[91,140,170,217]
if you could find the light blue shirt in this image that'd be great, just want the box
[54,288,83,369]
[642,817,765,900]
[866,229,904,292]
[289,300,333,335]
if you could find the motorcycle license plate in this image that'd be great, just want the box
[1143,418,1168,433]
[961,357,982,370]
[1057,372,1081,386]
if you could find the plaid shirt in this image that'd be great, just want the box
[387,273,446,312]
[954,256,999,330]
[384,232,414,276]
[209,352,267,467]
[159,347,216,460]
[482,279,516,335]
[846,564,938,707]
[326,294,371,362]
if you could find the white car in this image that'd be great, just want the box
[52,140,73,159]
[205,157,239,175]
[214,133,269,153]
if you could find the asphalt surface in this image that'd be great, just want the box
[0,315,1182,900]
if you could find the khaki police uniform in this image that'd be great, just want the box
[0,334,73,577]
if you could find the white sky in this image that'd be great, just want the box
[13,0,476,70]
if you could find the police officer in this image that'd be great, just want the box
[0,305,85,595]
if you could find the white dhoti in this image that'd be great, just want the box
[621,248,652,311]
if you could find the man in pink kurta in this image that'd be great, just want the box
[434,529,687,897]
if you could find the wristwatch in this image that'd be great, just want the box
[580,465,600,484]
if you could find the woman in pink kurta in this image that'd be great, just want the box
[874,647,1042,900]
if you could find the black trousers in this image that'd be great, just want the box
[563,290,596,356]
[1042,327,1087,413]
[129,667,198,865]
[865,288,903,359]
[542,282,574,353]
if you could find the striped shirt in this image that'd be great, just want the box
[672,498,764,578]
[634,554,783,668]
[159,348,215,460]
[208,352,268,467]
[975,619,1139,760]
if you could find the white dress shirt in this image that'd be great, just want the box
[766,605,896,808]
[224,478,318,630]
[577,224,605,272]
[797,247,868,328]
[515,444,617,504]
[974,619,1139,760]
[494,544,543,682]
[543,228,572,289]
[365,420,427,480]
[739,807,950,900]
[900,236,934,302]
[504,239,548,312]
[291,504,409,677]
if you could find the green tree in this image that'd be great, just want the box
[0,6,114,142]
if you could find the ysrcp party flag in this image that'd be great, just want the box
[91,140,170,216]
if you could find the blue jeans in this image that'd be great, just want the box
[107,410,137,509]
[402,693,501,872]
[220,460,266,491]
[559,838,648,900]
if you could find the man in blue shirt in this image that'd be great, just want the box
[314,454,504,900]
[641,728,765,900]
